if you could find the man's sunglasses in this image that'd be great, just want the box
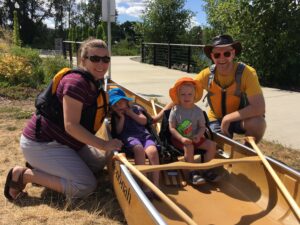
[212,51,232,59]
[86,55,111,63]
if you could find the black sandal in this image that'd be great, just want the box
[4,167,27,201]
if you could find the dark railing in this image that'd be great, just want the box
[63,41,208,73]
[62,41,82,67]
[141,42,207,73]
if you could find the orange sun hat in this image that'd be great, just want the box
[169,77,203,104]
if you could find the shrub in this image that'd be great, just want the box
[112,40,140,56]
[43,55,70,84]
[9,46,44,87]
[42,55,69,84]
[0,53,33,85]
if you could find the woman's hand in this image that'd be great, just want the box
[103,139,123,151]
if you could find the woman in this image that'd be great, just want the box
[4,38,123,201]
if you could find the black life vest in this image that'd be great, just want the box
[35,68,108,137]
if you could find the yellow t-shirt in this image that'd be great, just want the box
[195,62,263,120]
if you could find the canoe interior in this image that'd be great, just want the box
[101,81,300,225]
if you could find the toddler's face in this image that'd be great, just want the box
[112,99,129,113]
[178,84,195,107]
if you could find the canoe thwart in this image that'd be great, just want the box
[135,156,261,173]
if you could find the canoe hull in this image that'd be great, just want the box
[103,80,300,225]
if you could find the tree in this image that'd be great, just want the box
[13,10,21,46]
[182,26,203,44]
[203,0,300,89]
[142,0,193,43]
[96,22,106,41]
[2,0,54,46]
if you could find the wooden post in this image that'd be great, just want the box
[68,42,73,68]
[153,44,156,65]
[168,43,172,69]
[141,42,145,63]
[62,41,67,59]
[187,46,191,73]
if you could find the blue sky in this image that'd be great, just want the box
[116,0,207,26]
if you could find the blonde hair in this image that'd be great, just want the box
[77,37,108,67]
[178,82,196,93]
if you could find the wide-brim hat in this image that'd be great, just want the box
[204,34,242,59]
[108,88,133,106]
[169,77,203,104]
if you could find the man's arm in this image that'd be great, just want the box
[221,94,265,136]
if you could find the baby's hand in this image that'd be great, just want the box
[116,109,124,118]
[192,135,201,143]
[181,137,192,145]
[124,107,132,115]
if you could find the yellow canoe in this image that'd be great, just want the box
[99,81,300,225]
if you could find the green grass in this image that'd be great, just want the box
[0,85,41,100]
[0,106,32,120]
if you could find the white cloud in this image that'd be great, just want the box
[190,16,200,27]
[116,0,147,18]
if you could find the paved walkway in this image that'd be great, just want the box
[110,56,300,150]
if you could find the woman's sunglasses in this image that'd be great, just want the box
[86,55,111,63]
[212,51,232,59]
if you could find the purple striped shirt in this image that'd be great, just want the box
[23,73,98,151]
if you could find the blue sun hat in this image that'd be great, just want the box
[108,88,133,106]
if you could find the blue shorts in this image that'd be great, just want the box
[209,120,245,138]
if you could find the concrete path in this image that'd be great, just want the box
[110,56,300,150]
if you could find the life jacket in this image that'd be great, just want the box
[35,68,108,137]
[206,63,248,119]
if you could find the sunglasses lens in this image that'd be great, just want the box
[213,53,221,59]
[102,56,111,63]
[89,55,101,62]
[224,51,231,57]
[88,55,110,63]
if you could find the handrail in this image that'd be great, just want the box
[143,42,204,47]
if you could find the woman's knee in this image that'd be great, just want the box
[64,176,97,198]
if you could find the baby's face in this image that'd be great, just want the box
[112,99,129,112]
[178,84,195,107]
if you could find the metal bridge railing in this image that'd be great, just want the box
[141,42,207,73]
[62,41,209,73]
[62,41,83,67]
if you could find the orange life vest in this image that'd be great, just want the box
[206,63,247,119]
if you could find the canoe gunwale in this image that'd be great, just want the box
[117,161,167,225]
[214,132,300,177]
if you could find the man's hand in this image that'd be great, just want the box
[221,114,231,137]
